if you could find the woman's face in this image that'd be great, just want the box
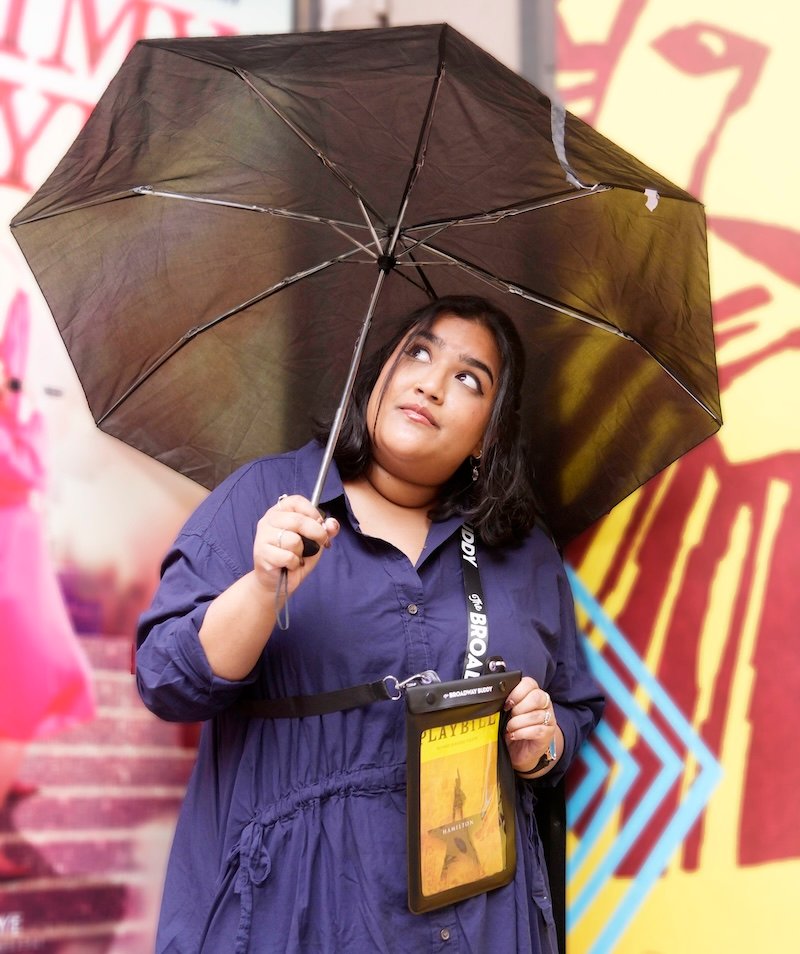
[366,313,501,490]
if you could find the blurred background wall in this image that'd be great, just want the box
[0,1,797,951]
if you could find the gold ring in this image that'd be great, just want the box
[543,709,552,726]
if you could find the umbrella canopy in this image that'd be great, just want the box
[9,23,720,546]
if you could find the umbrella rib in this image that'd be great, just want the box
[96,246,363,426]
[417,241,721,423]
[233,67,387,229]
[133,187,378,259]
[387,28,448,256]
[10,189,148,224]
[387,259,438,296]
[418,241,623,332]
[355,196,384,255]
[403,184,611,235]
[11,186,373,254]
[133,185,367,230]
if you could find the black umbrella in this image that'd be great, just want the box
[9,23,720,546]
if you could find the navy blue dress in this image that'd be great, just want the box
[136,441,604,953]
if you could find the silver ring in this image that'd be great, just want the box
[543,709,552,726]
[277,530,285,548]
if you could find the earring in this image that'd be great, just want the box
[470,450,482,483]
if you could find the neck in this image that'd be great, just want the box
[360,462,440,511]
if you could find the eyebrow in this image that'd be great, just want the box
[415,328,496,386]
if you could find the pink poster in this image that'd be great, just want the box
[0,3,289,950]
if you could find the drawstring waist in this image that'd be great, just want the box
[226,762,406,954]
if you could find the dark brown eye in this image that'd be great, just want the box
[456,371,481,393]
[405,344,431,363]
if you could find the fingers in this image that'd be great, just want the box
[504,676,550,714]
[255,494,340,575]
[504,676,556,743]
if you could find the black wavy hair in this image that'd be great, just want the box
[315,295,539,547]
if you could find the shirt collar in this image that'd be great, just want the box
[294,439,468,561]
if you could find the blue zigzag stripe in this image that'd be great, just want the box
[568,719,639,871]
[567,644,684,922]
[565,567,723,954]
[567,730,611,822]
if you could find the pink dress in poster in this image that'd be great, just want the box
[0,293,95,742]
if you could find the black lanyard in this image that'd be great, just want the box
[459,523,489,679]
[238,524,491,718]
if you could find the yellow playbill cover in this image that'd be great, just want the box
[419,712,505,895]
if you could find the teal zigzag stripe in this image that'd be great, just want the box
[566,567,723,954]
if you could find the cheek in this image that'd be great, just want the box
[368,362,415,424]
[464,403,494,452]
[456,391,493,431]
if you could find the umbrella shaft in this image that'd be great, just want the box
[309,266,390,509]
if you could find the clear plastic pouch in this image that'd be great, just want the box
[405,669,522,913]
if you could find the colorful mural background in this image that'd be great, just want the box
[557,1,800,951]
[1,0,797,951]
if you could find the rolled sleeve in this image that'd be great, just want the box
[136,530,258,722]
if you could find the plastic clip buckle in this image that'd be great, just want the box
[383,670,441,701]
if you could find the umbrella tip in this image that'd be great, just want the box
[377,254,397,273]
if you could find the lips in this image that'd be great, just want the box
[400,403,438,426]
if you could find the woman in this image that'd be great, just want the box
[136,295,604,953]
[0,292,96,879]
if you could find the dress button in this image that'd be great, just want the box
[407,603,419,615]
[440,928,451,941]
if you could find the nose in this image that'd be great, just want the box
[414,370,444,403]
